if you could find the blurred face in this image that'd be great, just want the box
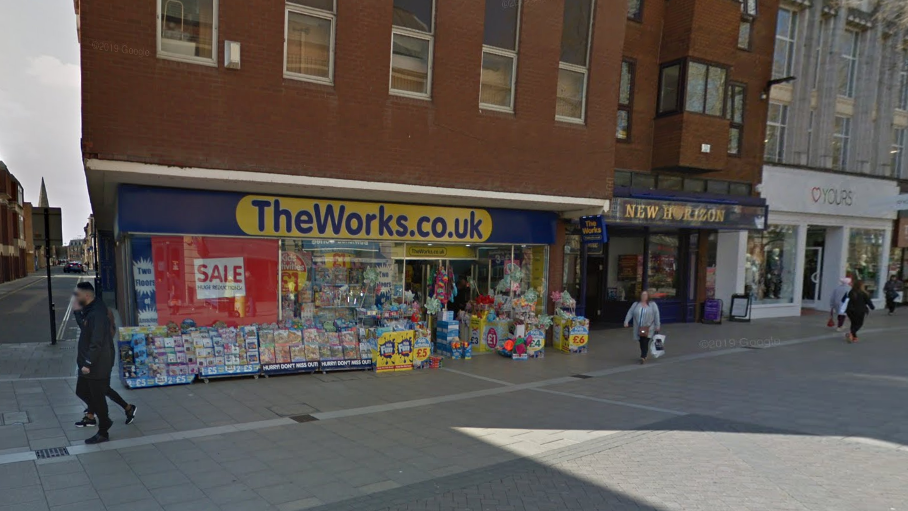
[74,288,93,307]
[640,291,649,303]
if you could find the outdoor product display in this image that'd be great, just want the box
[118,327,197,389]
[194,326,261,380]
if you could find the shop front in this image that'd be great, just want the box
[113,184,579,386]
[575,193,767,324]
[745,166,898,318]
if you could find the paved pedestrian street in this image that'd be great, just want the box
[0,314,906,510]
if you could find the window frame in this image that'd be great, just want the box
[156,0,219,67]
[892,127,906,177]
[555,0,596,124]
[479,0,521,112]
[627,0,643,22]
[838,29,860,98]
[283,1,337,85]
[684,60,727,117]
[832,115,851,170]
[726,82,746,156]
[389,0,437,100]
[657,60,684,115]
[898,53,908,111]
[739,0,757,16]
[772,7,797,79]
[617,58,636,142]
[738,18,752,51]
[764,101,788,163]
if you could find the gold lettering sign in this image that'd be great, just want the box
[608,197,763,230]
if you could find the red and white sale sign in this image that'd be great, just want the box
[194,257,246,299]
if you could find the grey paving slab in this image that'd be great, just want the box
[43,485,99,508]
[148,483,207,506]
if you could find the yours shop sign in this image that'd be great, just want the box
[761,166,898,218]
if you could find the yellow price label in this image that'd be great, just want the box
[570,335,588,347]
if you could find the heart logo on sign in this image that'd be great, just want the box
[811,187,822,202]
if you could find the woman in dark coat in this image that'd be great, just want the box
[844,280,875,343]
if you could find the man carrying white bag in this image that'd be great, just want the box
[649,333,666,359]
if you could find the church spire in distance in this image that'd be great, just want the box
[38,178,49,207]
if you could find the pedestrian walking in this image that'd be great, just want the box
[73,306,137,428]
[844,280,875,343]
[829,277,852,332]
[623,291,661,364]
[883,275,903,315]
[73,282,117,444]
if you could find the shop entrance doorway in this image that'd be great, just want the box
[802,228,826,306]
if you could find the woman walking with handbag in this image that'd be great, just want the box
[844,280,875,343]
[624,291,661,364]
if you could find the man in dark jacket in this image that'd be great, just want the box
[74,282,115,444]
[73,303,137,428]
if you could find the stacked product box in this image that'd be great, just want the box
[436,319,469,359]
[554,316,590,354]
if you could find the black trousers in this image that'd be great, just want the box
[76,376,112,434]
[638,337,650,359]
[847,311,865,337]
[886,296,897,313]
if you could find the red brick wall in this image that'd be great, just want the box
[617,0,779,187]
[79,0,625,200]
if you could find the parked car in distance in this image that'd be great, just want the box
[64,261,84,273]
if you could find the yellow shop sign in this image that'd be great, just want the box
[236,196,493,242]
[406,245,477,259]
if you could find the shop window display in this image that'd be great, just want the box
[745,225,797,304]
[647,234,679,299]
[279,240,403,325]
[606,236,644,301]
[848,228,884,299]
[132,236,280,327]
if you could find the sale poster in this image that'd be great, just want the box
[151,236,279,327]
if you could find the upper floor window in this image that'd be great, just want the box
[738,20,752,51]
[480,0,520,111]
[739,0,756,16]
[764,102,788,163]
[726,83,746,155]
[898,54,908,110]
[627,0,642,21]
[838,30,859,98]
[617,59,635,140]
[813,20,825,89]
[658,62,682,114]
[685,61,726,116]
[556,0,596,123]
[832,116,851,170]
[772,7,797,79]
[284,0,336,84]
[157,0,217,65]
[892,128,906,177]
[390,0,435,98]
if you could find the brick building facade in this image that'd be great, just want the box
[0,161,28,283]
[78,0,779,326]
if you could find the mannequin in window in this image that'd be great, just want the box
[765,247,783,299]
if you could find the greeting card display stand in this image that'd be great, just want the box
[117,327,197,389]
